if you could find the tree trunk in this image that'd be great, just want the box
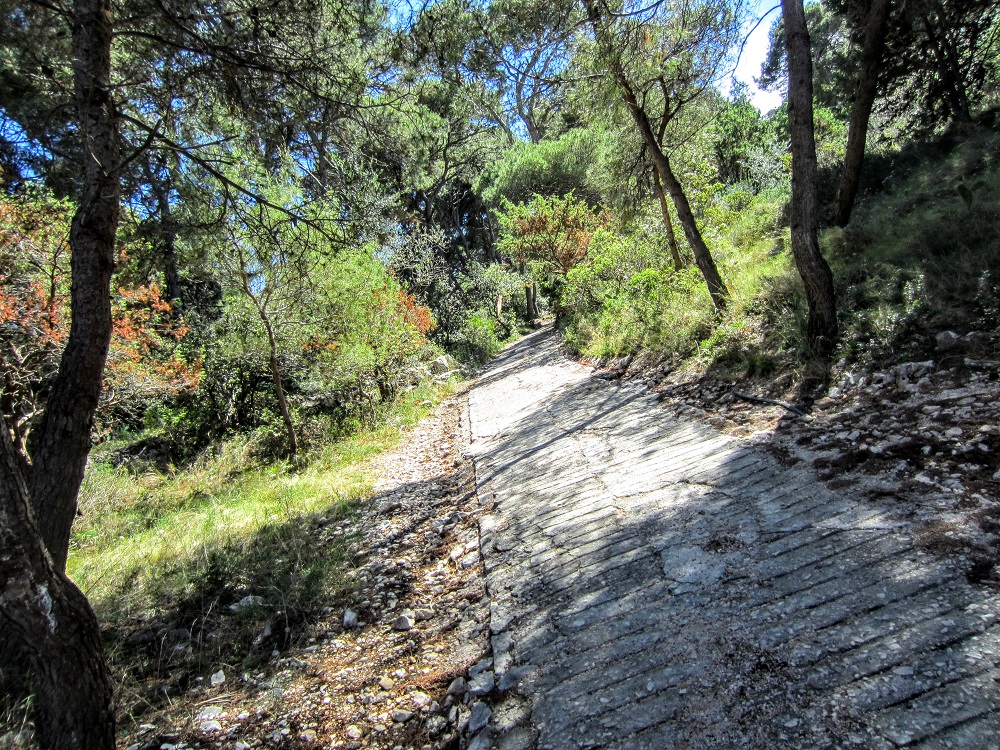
[922,14,972,122]
[525,282,538,320]
[154,181,183,305]
[653,168,684,271]
[1,428,116,750]
[783,0,838,352]
[582,0,727,310]
[834,0,892,227]
[26,0,121,573]
[642,116,728,310]
[261,316,298,455]
[1,0,121,743]
[162,225,182,305]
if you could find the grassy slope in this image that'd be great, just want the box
[615,124,1000,389]
[64,378,456,717]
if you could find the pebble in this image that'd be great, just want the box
[447,676,468,696]
[209,670,225,687]
[468,671,495,696]
[229,595,264,612]
[344,609,359,629]
[469,657,493,677]
[195,706,223,721]
[392,709,414,722]
[393,611,416,631]
[199,721,222,733]
[467,730,492,750]
[346,726,362,740]
[426,715,449,737]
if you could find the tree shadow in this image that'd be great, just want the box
[471,333,1000,747]
[89,460,480,736]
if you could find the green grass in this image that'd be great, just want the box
[824,126,1000,364]
[66,376,457,717]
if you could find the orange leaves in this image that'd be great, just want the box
[0,281,67,348]
[1,188,200,435]
[397,289,435,337]
[106,284,201,401]
[498,194,611,276]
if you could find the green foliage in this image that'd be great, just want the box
[496,192,609,276]
[481,129,605,207]
[712,90,773,185]
[559,228,712,356]
[828,126,1000,361]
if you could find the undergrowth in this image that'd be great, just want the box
[562,123,1000,390]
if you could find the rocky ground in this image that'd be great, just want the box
[116,390,498,750]
[607,330,1000,578]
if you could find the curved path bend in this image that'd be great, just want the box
[466,328,1000,750]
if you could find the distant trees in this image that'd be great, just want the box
[764,0,1000,226]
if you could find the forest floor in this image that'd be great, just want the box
[112,390,495,750]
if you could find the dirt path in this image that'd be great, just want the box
[466,328,1000,749]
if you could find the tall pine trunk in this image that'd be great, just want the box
[638,110,728,310]
[0,0,121,745]
[581,0,727,310]
[834,0,891,227]
[27,0,121,573]
[783,0,838,351]
[1,429,116,750]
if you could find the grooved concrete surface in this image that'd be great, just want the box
[467,329,1000,750]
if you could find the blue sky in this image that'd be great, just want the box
[729,0,784,113]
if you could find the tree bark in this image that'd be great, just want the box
[525,282,538,320]
[782,0,838,352]
[634,99,728,310]
[1,427,116,750]
[26,0,121,573]
[0,0,120,743]
[922,13,972,123]
[834,0,892,227]
[153,180,183,305]
[653,168,684,271]
[261,315,298,456]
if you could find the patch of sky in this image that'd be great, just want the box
[722,0,784,113]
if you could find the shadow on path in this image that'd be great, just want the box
[469,328,1000,750]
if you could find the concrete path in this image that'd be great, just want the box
[466,328,1000,749]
